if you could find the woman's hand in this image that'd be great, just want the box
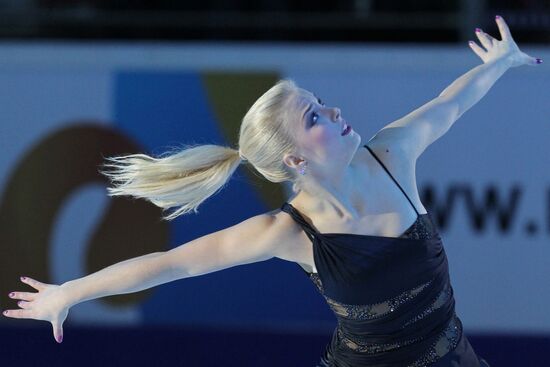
[469,15,543,68]
[3,276,69,343]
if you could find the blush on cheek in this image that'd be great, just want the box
[314,129,335,145]
[310,130,343,161]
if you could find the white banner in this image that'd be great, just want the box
[0,42,548,334]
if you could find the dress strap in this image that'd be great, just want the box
[280,202,320,242]
[364,144,420,216]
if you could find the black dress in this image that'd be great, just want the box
[280,145,491,367]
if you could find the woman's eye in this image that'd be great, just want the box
[311,112,318,125]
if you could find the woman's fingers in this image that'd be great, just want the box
[495,15,512,41]
[469,40,486,61]
[2,308,34,319]
[9,291,36,301]
[52,320,64,343]
[475,28,495,50]
[16,300,31,309]
[20,276,46,291]
[524,53,543,66]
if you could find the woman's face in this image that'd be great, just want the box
[286,91,361,177]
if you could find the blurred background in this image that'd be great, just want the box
[0,0,549,43]
[1,1,549,366]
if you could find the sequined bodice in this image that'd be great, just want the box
[305,214,462,367]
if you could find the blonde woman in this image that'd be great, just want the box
[3,16,541,367]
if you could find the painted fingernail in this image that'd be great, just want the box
[468,40,474,44]
[475,28,481,33]
[20,276,26,281]
[17,301,22,306]
[536,58,543,64]
[9,292,14,297]
[3,310,7,315]
[496,15,501,20]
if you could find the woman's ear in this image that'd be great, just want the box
[283,154,303,170]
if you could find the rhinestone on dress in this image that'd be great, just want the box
[304,211,461,364]
[310,275,434,321]
[337,324,427,354]
[402,282,453,328]
[406,313,462,367]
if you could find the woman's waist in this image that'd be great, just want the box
[327,312,463,366]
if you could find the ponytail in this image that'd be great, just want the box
[100,78,313,219]
[99,144,242,221]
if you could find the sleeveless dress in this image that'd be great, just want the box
[280,145,491,367]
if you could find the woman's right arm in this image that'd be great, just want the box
[165,211,283,279]
[3,212,284,342]
[62,211,282,306]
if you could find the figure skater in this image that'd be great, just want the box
[3,15,542,367]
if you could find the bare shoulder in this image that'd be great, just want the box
[165,208,309,279]
[225,209,303,261]
[354,134,417,179]
[353,134,426,214]
[269,208,310,262]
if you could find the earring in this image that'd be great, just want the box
[298,161,307,175]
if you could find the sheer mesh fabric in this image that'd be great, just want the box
[306,215,463,366]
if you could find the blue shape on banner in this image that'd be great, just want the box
[112,71,303,327]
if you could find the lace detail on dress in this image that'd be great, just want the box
[334,303,460,358]
[337,324,426,354]
[310,274,434,320]
[406,313,462,367]
[402,282,453,328]
[331,280,455,355]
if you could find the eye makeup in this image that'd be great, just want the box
[303,94,325,128]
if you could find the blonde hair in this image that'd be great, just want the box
[100,78,311,220]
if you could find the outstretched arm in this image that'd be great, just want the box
[59,213,279,304]
[3,212,282,343]
[373,15,542,160]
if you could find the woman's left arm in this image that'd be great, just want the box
[374,15,542,160]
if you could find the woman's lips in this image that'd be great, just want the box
[342,123,352,136]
